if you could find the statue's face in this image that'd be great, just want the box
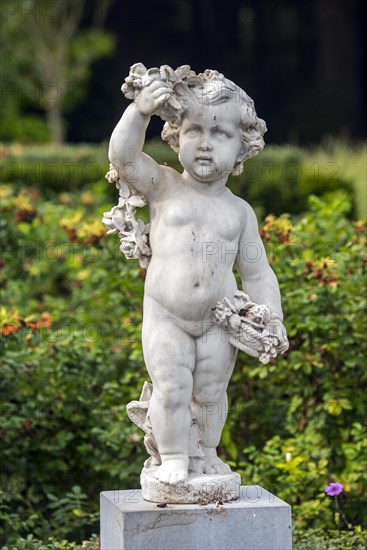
[178,100,244,183]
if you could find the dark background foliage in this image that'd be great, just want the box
[68,0,366,143]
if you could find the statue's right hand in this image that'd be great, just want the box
[135,80,172,117]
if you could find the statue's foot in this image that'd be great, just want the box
[155,455,189,485]
[203,449,231,475]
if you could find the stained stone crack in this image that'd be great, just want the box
[131,511,199,535]
[114,513,124,536]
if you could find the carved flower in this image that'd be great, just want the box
[119,239,139,259]
[121,220,150,253]
[130,62,147,77]
[160,64,177,83]
[102,206,128,234]
[142,67,162,86]
[118,193,146,209]
[115,180,131,198]
[246,304,271,325]
[105,164,119,184]
[113,217,151,267]
[112,206,130,232]
[101,210,116,234]
[175,65,202,88]
[122,63,147,98]
[121,64,205,123]
[212,301,232,325]
[202,69,225,81]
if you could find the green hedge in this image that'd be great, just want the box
[1,534,99,550]
[293,528,367,549]
[1,140,364,216]
[0,159,366,545]
[230,193,367,531]
[0,144,109,194]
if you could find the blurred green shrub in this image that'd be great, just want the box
[304,141,366,219]
[0,183,146,544]
[0,161,366,544]
[230,145,354,217]
[0,144,109,195]
[226,192,366,531]
[1,533,99,550]
[0,112,50,145]
[1,140,364,216]
[293,527,367,549]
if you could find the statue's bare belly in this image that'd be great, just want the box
[145,189,242,322]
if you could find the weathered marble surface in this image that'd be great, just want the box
[104,64,288,502]
[100,486,292,550]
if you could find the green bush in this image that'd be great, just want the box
[1,533,99,550]
[293,527,367,549]
[226,192,367,531]
[0,144,109,194]
[229,145,354,217]
[305,141,367,219]
[0,153,366,545]
[1,140,364,215]
[0,183,146,544]
[0,114,50,145]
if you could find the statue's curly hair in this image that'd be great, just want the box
[161,70,267,176]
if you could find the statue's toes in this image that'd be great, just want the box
[156,464,188,484]
[203,458,231,475]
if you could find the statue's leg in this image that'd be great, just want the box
[142,295,196,484]
[192,327,238,474]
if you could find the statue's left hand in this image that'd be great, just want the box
[266,314,289,355]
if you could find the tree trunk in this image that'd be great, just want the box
[47,103,65,144]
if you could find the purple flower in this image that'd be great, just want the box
[325,482,343,496]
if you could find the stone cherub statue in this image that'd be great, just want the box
[103,64,288,503]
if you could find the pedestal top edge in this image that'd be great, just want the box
[100,486,291,510]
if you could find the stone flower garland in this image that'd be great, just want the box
[102,165,151,268]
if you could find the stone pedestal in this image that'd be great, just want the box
[100,485,292,550]
[141,470,241,504]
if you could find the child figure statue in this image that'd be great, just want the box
[103,64,288,503]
